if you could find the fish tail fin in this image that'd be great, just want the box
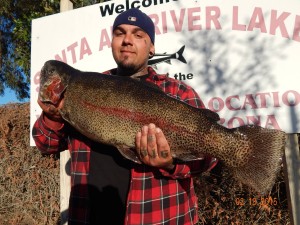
[231,125,286,194]
[176,46,187,64]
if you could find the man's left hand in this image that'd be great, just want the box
[135,123,175,171]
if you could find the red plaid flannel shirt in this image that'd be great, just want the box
[32,66,217,225]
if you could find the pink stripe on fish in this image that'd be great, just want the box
[82,100,192,135]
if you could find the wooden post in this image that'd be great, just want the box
[60,0,74,12]
[60,150,71,225]
[59,2,73,224]
[283,134,300,225]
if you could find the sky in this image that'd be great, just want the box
[0,88,29,105]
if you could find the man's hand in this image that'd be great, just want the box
[37,98,64,122]
[135,123,175,171]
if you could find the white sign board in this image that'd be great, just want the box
[31,0,300,146]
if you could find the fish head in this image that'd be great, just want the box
[39,60,72,105]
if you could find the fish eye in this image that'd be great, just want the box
[48,68,55,74]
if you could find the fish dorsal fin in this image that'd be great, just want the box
[130,76,165,93]
[201,108,220,121]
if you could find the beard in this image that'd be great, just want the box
[116,56,146,76]
[117,62,136,74]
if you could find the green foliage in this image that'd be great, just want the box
[74,0,111,8]
[0,0,61,100]
[0,0,111,101]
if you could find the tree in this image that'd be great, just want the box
[0,0,60,100]
[0,0,110,101]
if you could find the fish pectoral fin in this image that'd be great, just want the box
[116,145,142,164]
[137,79,165,93]
[173,153,205,162]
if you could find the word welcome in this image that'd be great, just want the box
[99,0,177,17]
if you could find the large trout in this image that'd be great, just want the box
[38,60,286,193]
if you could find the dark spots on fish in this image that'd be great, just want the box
[80,100,197,138]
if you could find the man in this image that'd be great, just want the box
[32,8,217,225]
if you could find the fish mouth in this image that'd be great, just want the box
[39,74,66,105]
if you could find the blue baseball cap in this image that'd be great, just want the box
[113,8,155,44]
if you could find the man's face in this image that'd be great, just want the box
[112,24,155,74]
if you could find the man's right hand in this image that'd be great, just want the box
[38,98,64,122]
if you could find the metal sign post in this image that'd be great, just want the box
[283,134,300,225]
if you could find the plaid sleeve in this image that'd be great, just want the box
[32,113,67,154]
[173,82,205,109]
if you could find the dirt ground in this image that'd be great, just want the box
[0,102,291,224]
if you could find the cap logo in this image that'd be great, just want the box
[113,8,155,43]
[128,16,137,22]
